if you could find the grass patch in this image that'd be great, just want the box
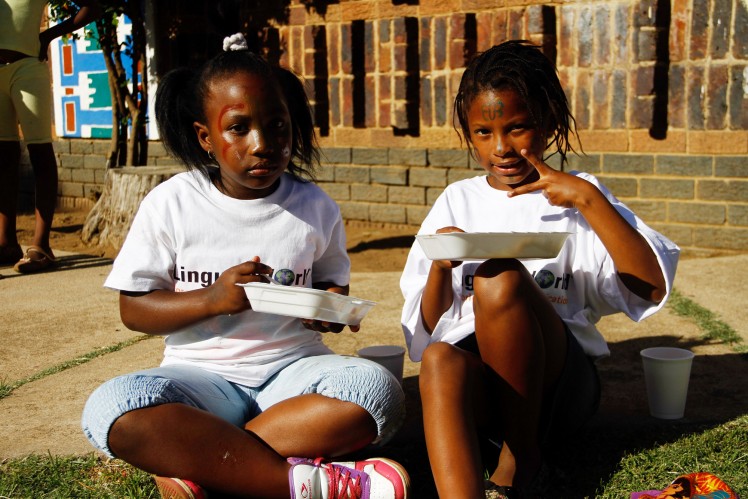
[0,454,157,498]
[0,335,152,400]
[1,417,745,498]
[596,414,748,498]
[668,289,743,348]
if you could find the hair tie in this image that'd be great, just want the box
[223,33,249,52]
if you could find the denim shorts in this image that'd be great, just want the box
[81,354,405,458]
[456,324,600,446]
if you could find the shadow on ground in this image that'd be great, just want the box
[368,335,748,498]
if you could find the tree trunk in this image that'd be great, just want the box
[81,166,182,252]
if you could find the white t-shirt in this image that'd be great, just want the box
[400,173,680,362]
[105,171,349,386]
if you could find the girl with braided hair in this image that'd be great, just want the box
[400,40,680,497]
[81,34,409,499]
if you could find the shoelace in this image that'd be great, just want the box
[327,463,364,499]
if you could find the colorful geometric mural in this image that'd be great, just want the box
[49,14,156,139]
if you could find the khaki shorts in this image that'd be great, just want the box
[0,57,53,144]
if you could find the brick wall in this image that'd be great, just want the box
[20,0,748,255]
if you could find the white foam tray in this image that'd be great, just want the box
[239,282,376,324]
[416,232,571,261]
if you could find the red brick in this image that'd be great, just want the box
[690,0,709,59]
[420,17,431,71]
[379,43,391,73]
[558,6,575,68]
[342,78,354,127]
[365,21,376,73]
[476,12,493,52]
[365,75,376,128]
[670,0,689,62]
[434,17,447,70]
[289,5,306,26]
[393,18,407,44]
[575,70,591,129]
[592,70,610,129]
[491,10,508,46]
[594,5,611,65]
[449,39,467,68]
[421,77,433,127]
[328,26,340,75]
[291,27,303,73]
[706,65,728,130]
[450,13,465,40]
[508,9,526,40]
[393,45,408,72]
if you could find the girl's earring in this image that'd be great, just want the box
[208,150,216,161]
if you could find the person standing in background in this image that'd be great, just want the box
[0,0,101,273]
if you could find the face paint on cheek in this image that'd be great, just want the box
[481,100,504,121]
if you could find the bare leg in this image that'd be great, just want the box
[472,259,567,488]
[245,393,377,458]
[109,394,378,498]
[0,140,21,249]
[26,143,57,256]
[419,342,488,498]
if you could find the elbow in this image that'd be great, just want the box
[119,310,144,333]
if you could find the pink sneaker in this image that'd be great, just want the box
[288,457,409,499]
[154,476,208,499]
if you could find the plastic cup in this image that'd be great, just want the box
[358,345,406,385]
[640,347,695,419]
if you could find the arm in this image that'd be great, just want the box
[39,0,102,60]
[119,258,273,335]
[420,227,464,333]
[509,149,667,303]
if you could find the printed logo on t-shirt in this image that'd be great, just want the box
[532,269,571,290]
[274,268,296,285]
[460,266,573,304]
[172,265,311,288]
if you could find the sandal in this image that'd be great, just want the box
[485,481,521,499]
[0,244,23,266]
[14,246,56,273]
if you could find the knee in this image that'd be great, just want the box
[419,342,471,392]
[473,258,529,305]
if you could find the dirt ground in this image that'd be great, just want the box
[8,207,748,497]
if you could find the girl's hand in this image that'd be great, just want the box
[301,319,358,334]
[301,282,360,333]
[508,148,595,208]
[433,226,465,269]
[209,256,273,316]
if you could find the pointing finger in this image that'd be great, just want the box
[520,148,552,175]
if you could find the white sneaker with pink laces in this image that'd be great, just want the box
[288,457,409,499]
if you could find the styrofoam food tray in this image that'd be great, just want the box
[416,232,571,260]
[239,282,376,324]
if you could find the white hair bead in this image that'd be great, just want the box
[223,33,249,52]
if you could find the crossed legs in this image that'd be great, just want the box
[109,394,377,498]
[419,258,568,497]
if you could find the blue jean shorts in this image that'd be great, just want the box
[81,355,405,458]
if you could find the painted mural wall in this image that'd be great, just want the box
[48,14,157,140]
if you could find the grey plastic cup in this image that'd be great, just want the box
[640,347,695,419]
[358,345,406,385]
